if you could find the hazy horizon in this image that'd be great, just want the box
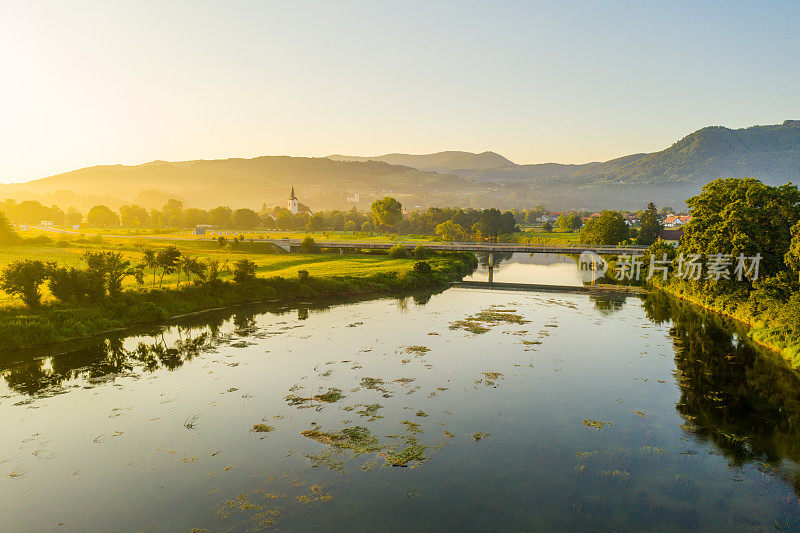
[2,0,799,183]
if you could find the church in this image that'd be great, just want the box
[287,187,299,214]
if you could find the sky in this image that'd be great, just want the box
[1,0,799,183]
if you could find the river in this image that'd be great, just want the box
[2,256,800,531]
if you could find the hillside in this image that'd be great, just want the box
[328,151,515,174]
[1,120,797,211]
[0,156,467,211]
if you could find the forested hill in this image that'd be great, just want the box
[327,151,515,174]
[1,120,798,211]
[0,156,467,211]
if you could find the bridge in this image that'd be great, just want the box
[262,238,647,255]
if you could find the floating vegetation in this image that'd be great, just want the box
[385,444,426,467]
[251,424,274,433]
[600,469,630,479]
[482,372,504,380]
[415,410,428,417]
[347,322,364,327]
[400,420,423,434]
[449,308,530,334]
[301,426,382,454]
[404,345,430,355]
[356,404,383,421]
[631,410,647,417]
[522,340,542,345]
[583,419,612,430]
[576,451,597,457]
[442,430,455,439]
[313,388,345,403]
[360,377,387,393]
[472,432,490,442]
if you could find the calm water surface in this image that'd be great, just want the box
[2,284,800,531]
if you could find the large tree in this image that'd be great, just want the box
[0,260,53,308]
[682,178,800,279]
[232,208,260,229]
[86,205,120,228]
[579,211,629,245]
[637,202,663,245]
[0,212,18,243]
[371,197,403,232]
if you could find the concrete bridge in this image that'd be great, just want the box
[263,238,647,255]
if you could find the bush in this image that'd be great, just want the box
[413,245,429,259]
[217,236,227,247]
[233,259,257,283]
[388,244,410,259]
[542,221,553,233]
[48,267,105,304]
[300,236,320,253]
[413,261,432,275]
[298,270,310,282]
[0,260,53,308]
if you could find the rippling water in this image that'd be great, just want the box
[2,283,800,531]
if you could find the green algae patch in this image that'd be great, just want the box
[385,444,426,467]
[450,308,530,334]
[583,419,612,430]
[356,404,383,421]
[301,426,382,454]
[472,432,490,441]
[313,388,345,403]
[251,424,275,433]
[404,345,430,355]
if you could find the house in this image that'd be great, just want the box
[659,228,684,246]
[663,215,691,228]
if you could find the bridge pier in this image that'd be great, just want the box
[488,252,494,283]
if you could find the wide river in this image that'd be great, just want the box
[2,255,800,531]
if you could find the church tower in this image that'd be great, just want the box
[287,187,299,215]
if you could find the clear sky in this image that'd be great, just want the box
[1,0,799,183]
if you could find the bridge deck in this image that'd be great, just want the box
[263,239,646,255]
[456,281,646,295]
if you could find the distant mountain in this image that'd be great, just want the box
[0,156,467,211]
[1,121,797,211]
[328,151,515,174]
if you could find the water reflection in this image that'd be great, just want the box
[644,291,800,493]
[465,252,583,285]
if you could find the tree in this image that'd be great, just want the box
[155,246,182,287]
[786,221,800,283]
[371,197,403,232]
[233,259,257,283]
[435,220,466,242]
[209,206,233,228]
[161,199,184,227]
[682,178,800,279]
[86,205,120,228]
[300,237,320,253]
[64,208,83,227]
[579,211,629,245]
[307,212,325,231]
[178,256,206,286]
[477,209,502,240]
[542,221,553,233]
[232,208,260,229]
[83,251,134,296]
[0,260,53,308]
[0,212,18,243]
[48,267,105,304]
[637,202,663,245]
[388,244,410,258]
[556,213,582,232]
[119,205,150,227]
[345,220,357,232]
[499,211,518,234]
[142,249,159,288]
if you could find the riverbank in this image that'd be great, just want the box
[0,252,477,350]
[651,280,800,369]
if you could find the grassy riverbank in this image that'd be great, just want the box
[652,280,800,369]
[0,250,477,350]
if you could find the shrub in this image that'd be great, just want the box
[0,260,53,308]
[48,267,105,304]
[298,270,310,282]
[413,245,429,259]
[388,244,410,259]
[542,221,553,233]
[233,259,257,283]
[413,261,432,275]
[217,236,227,247]
[300,236,320,253]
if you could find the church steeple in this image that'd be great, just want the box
[287,186,299,214]
[289,186,297,201]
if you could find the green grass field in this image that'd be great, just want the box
[0,236,431,307]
